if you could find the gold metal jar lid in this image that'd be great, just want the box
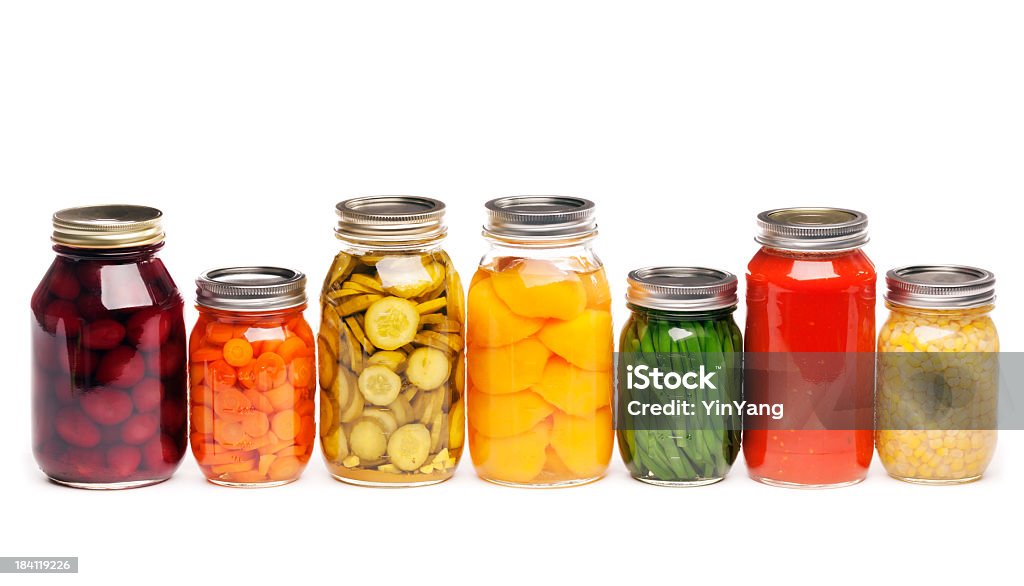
[52,205,165,249]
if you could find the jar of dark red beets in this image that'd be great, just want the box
[31,205,187,489]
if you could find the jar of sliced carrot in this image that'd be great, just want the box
[190,267,316,487]
[467,196,613,487]
[320,197,465,487]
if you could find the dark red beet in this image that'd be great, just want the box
[76,261,103,289]
[146,344,184,378]
[57,447,106,478]
[43,299,81,336]
[131,378,163,412]
[54,407,101,448]
[57,347,97,379]
[106,445,142,476]
[76,294,111,321]
[142,433,180,470]
[80,389,134,426]
[95,346,146,387]
[120,413,159,445]
[126,307,172,350]
[52,376,75,404]
[81,319,126,350]
[49,267,81,300]
[160,396,186,432]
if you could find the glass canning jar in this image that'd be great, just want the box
[190,267,316,487]
[31,205,187,489]
[743,207,876,488]
[876,265,998,484]
[319,196,465,487]
[618,267,742,486]
[467,196,613,487]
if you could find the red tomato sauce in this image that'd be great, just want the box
[743,247,876,486]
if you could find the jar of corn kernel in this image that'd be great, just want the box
[876,265,998,485]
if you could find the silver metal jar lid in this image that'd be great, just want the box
[335,196,447,246]
[755,207,869,251]
[196,267,307,312]
[52,205,165,249]
[885,265,996,310]
[483,196,597,240]
[627,266,738,312]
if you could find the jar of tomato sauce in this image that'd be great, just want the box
[743,207,876,488]
[189,267,316,487]
[31,205,187,489]
[467,196,614,487]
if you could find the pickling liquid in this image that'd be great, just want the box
[743,247,876,488]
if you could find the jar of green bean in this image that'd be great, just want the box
[617,267,742,486]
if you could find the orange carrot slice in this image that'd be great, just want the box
[242,411,270,437]
[224,470,267,483]
[244,388,275,413]
[264,383,296,412]
[211,460,255,474]
[205,322,235,345]
[207,360,237,391]
[271,410,299,441]
[288,356,315,388]
[213,388,252,419]
[255,352,287,391]
[223,338,254,367]
[191,346,224,363]
[276,336,307,364]
[258,454,277,476]
[267,456,301,481]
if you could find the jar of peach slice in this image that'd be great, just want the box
[467,196,614,488]
[876,265,998,485]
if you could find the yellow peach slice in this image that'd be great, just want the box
[470,419,552,484]
[490,259,587,321]
[467,338,551,394]
[543,445,575,478]
[537,309,613,371]
[467,278,544,347]
[532,357,611,417]
[468,389,555,438]
[580,269,612,310]
[550,408,613,479]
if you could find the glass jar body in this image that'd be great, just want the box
[743,246,876,488]
[467,240,614,487]
[318,242,465,486]
[189,305,316,487]
[876,303,998,484]
[31,244,187,489]
[617,306,742,486]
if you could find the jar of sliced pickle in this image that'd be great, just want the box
[319,196,465,486]
[876,265,999,485]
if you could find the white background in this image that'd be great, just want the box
[1,1,1021,584]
